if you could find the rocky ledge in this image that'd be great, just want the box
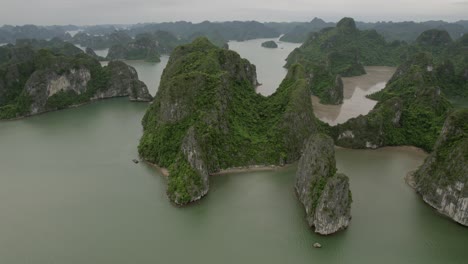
[295,134,352,235]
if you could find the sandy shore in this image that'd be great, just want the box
[334,145,429,156]
[143,160,288,177]
[211,165,287,176]
[143,160,170,176]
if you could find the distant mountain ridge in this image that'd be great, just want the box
[2,19,467,46]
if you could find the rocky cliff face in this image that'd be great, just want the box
[296,134,352,235]
[412,109,468,226]
[139,37,317,205]
[25,66,92,114]
[325,75,343,105]
[167,127,210,205]
[0,45,152,119]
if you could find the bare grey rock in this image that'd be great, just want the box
[177,127,210,204]
[296,134,352,235]
[25,67,91,114]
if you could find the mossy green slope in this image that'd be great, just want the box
[285,17,409,105]
[286,17,407,72]
[138,37,318,205]
[332,53,453,152]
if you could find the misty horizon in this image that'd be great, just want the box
[1,0,467,26]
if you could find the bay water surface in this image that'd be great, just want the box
[0,39,466,263]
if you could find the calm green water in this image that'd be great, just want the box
[0,39,467,263]
[0,100,467,263]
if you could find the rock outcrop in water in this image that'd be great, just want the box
[0,44,151,119]
[261,40,278,48]
[91,61,152,101]
[333,53,453,152]
[296,134,352,235]
[410,109,468,226]
[138,37,318,205]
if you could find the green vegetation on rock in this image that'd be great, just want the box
[138,37,318,205]
[71,31,133,50]
[279,18,335,43]
[286,17,407,72]
[412,109,468,226]
[295,133,352,235]
[107,33,162,62]
[333,53,453,152]
[0,43,152,119]
[285,17,409,105]
[16,38,84,56]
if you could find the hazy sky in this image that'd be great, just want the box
[1,0,467,25]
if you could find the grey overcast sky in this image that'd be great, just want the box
[1,0,467,25]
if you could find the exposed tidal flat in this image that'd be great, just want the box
[0,38,467,263]
[312,66,396,125]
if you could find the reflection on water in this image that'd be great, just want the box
[228,37,301,96]
[312,66,396,125]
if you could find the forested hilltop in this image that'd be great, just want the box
[0,39,152,119]
[285,17,408,105]
[279,19,468,43]
[138,37,318,204]
[138,37,352,234]
[285,18,467,106]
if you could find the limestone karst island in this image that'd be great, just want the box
[0,1,466,263]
